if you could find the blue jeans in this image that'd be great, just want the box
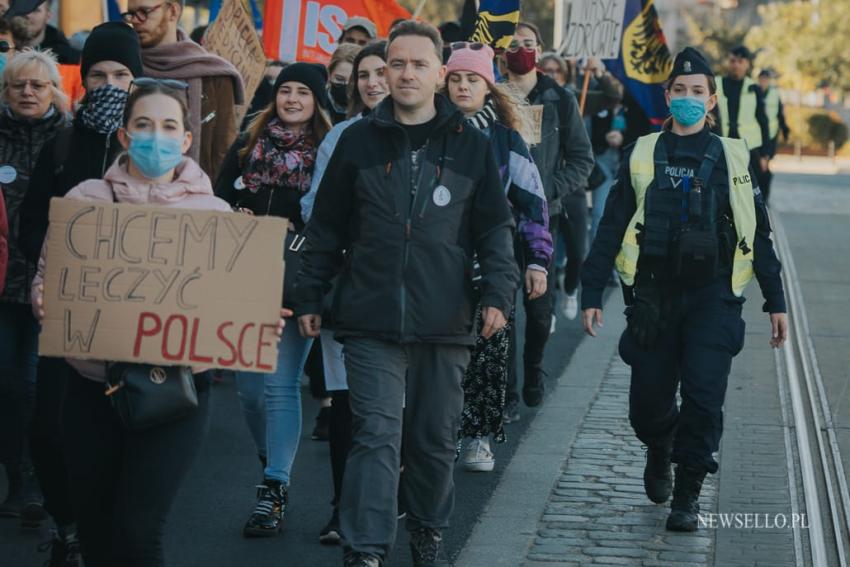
[0,302,39,465]
[236,322,313,484]
[590,148,620,242]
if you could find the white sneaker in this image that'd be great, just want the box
[563,293,578,321]
[550,314,557,335]
[463,438,495,472]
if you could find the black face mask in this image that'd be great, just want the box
[329,82,348,109]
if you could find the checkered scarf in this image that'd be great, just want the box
[78,84,128,135]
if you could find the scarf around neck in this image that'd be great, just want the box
[467,97,498,131]
[78,84,127,135]
[242,118,316,194]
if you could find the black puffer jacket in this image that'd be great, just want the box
[20,118,122,263]
[0,108,68,303]
[295,95,519,346]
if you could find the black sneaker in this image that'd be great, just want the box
[319,507,341,545]
[643,443,673,504]
[343,552,382,567]
[666,464,707,532]
[38,530,81,567]
[409,527,450,567]
[243,479,287,537]
[312,407,331,441]
[502,400,520,424]
[20,463,46,529]
[0,463,23,518]
[522,367,546,407]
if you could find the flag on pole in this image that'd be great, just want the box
[470,0,520,51]
[263,0,410,64]
[605,0,672,128]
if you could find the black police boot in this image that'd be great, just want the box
[522,366,546,407]
[666,464,707,532]
[343,552,382,567]
[409,527,451,567]
[643,443,673,504]
[243,479,288,537]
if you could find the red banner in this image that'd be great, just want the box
[263,0,410,64]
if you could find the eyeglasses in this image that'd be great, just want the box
[121,3,165,24]
[508,39,537,52]
[451,42,487,52]
[0,40,17,54]
[8,80,51,95]
[130,77,189,91]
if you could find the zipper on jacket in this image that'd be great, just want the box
[101,134,111,176]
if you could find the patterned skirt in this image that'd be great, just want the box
[459,305,516,444]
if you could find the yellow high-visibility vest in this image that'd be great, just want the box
[614,132,757,296]
[717,77,763,150]
[764,87,781,141]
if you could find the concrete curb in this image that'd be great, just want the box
[455,290,626,567]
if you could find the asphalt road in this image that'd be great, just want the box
[0,290,590,567]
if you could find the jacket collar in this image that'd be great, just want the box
[369,93,463,136]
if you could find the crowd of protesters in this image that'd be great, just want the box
[0,0,791,566]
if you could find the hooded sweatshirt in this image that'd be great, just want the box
[31,157,232,382]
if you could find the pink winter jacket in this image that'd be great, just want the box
[32,157,233,382]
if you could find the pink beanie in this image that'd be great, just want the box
[446,43,496,85]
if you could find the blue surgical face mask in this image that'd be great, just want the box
[669,96,707,127]
[127,132,184,179]
[0,54,7,77]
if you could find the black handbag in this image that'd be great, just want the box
[105,363,198,431]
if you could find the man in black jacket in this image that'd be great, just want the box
[295,20,518,567]
[5,0,80,64]
[503,22,594,415]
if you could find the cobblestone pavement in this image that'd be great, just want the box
[523,355,717,567]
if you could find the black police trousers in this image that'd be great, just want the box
[618,279,746,474]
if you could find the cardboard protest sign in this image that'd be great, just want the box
[263,0,410,64]
[520,105,545,146]
[556,0,627,60]
[205,0,267,123]
[39,199,288,373]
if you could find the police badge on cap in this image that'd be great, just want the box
[670,47,714,81]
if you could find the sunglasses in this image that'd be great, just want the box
[0,40,16,54]
[451,42,487,52]
[130,78,190,91]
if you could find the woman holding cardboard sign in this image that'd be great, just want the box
[31,80,288,567]
[215,62,332,538]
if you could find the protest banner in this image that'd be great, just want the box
[204,0,267,123]
[555,0,627,60]
[263,0,410,64]
[39,199,288,373]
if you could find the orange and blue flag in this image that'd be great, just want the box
[605,0,672,128]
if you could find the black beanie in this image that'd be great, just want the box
[669,47,713,80]
[273,62,329,109]
[81,22,144,82]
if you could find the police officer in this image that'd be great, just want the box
[712,45,773,202]
[580,47,789,532]
[758,68,790,198]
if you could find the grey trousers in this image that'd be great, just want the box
[340,337,471,558]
